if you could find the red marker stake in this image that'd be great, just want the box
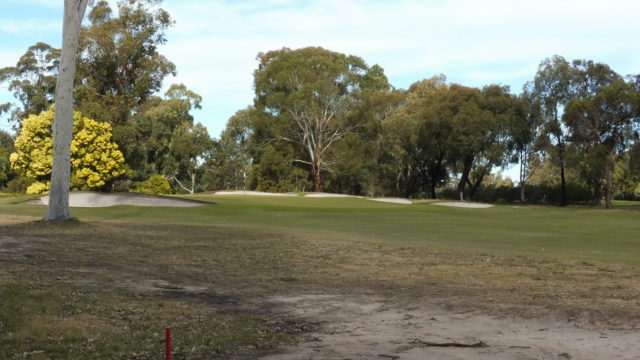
[166,327,172,360]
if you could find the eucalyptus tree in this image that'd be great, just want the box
[75,0,176,127]
[531,56,574,206]
[0,43,60,128]
[431,84,514,201]
[166,122,213,194]
[204,107,254,191]
[509,85,544,203]
[385,76,449,198]
[253,47,389,192]
[46,0,90,221]
[127,84,202,176]
[564,80,639,208]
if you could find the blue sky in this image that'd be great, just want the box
[2,0,640,149]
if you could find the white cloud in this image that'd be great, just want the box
[1,0,61,7]
[3,0,640,136]
[0,18,61,37]
[157,0,640,135]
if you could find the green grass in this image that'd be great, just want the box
[1,193,640,358]
[2,194,638,265]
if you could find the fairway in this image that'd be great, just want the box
[3,194,640,265]
[1,194,639,359]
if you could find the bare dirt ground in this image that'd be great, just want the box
[260,294,640,360]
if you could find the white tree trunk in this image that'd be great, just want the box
[45,0,89,221]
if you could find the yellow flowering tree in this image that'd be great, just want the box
[10,106,125,194]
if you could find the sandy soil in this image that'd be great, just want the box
[22,192,207,207]
[432,201,494,208]
[215,190,298,196]
[370,197,413,204]
[260,294,640,360]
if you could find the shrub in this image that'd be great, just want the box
[10,106,126,193]
[130,175,171,195]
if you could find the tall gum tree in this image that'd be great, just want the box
[253,47,388,192]
[532,56,573,206]
[564,80,639,209]
[46,0,90,221]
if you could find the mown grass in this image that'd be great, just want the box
[0,194,639,358]
[2,194,638,265]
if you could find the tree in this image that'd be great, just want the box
[564,80,639,208]
[426,84,513,201]
[166,122,213,194]
[46,0,90,221]
[126,84,202,177]
[75,0,176,127]
[0,130,15,190]
[11,107,125,195]
[253,47,389,192]
[0,43,60,128]
[508,85,544,203]
[385,76,450,198]
[205,107,254,191]
[531,56,573,206]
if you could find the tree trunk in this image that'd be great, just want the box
[430,153,444,199]
[457,157,473,201]
[604,156,614,209]
[312,161,323,192]
[559,159,567,207]
[519,151,526,204]
[466,176,484,201]
[45,0,89,221]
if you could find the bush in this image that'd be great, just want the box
[436,182,593,205]
[4,176,34,194]
[26,181,50,195]
[130,175,171,195]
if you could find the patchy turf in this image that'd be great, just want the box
[0,194,639,358]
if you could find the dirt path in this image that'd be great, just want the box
[260,294,640,360]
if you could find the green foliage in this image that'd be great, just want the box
[564,79,639,207]
[203,107,254,191]
[250,144,312,192]
[75,0,176,127]
[10,107,126,194]
[126,84,204,178]
[166,122,214,193]
[0,42,60,127]
[131,175,170,195]
[252,47,389,192]
[437,182,593,205]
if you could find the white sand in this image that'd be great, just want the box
[214,190,297,196]
[369,197,413,204]
[304,193,358,198]
[432,201,493,208]
[23,192,206,207]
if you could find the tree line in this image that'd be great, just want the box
[2,0,639,208]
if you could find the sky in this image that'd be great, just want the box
[1,0,640,177]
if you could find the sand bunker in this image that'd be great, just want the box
[23,192,207,208]
[214,190,297,196]
[304,193,358,198]
[369,197,413,204]
[432,201,493,208]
